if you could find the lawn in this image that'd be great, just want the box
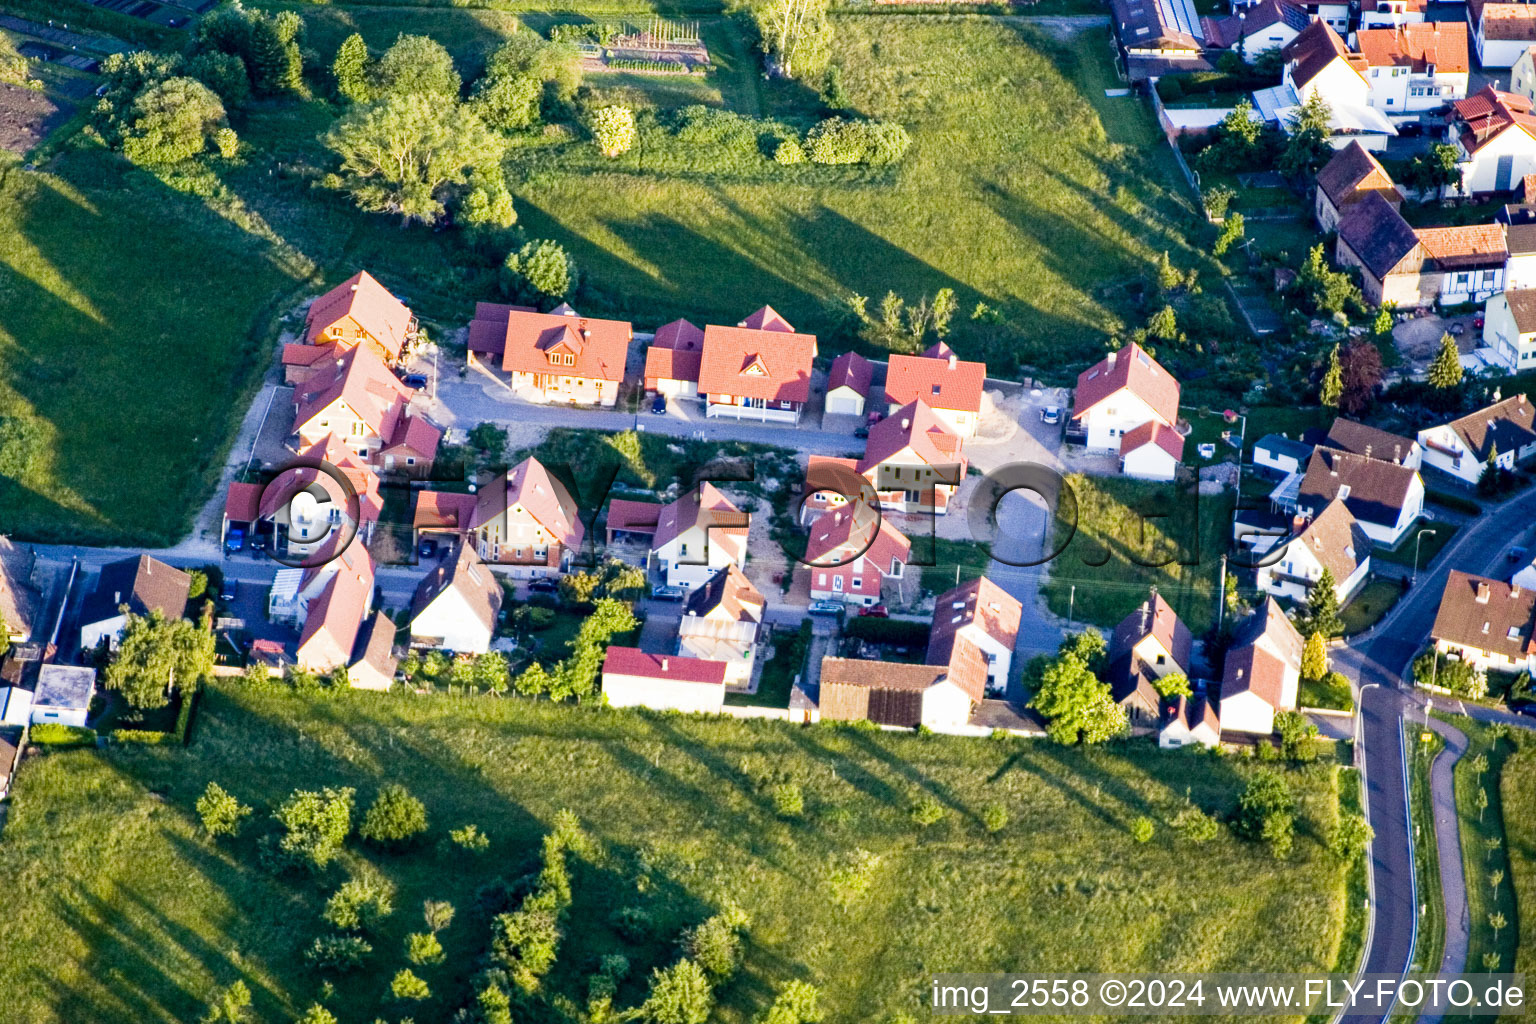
[0,682,1353,1024]
[1043,473,1235,635]
[0,148,304,545]
[1373,520,1459,569]
[1182,404,1331,466]
[1339,576,1403,637]
[1406,723,1446,975]
[1499,738,1536,992]
[725,620,809,708]
[915,536,993,594]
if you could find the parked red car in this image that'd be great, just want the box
[858,604,889,618]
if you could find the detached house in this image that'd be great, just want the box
[1315,141,1403,232]
[650,484,750,591]
[1295,446,1425,547]
[697,307,817,422]
[80,555,192,651]
[1202,0,1309,55]
[825,351,873,417]
[409,543,504,654]
[1467,0,1536,68]
[884,343,987,438]
[804,399,967,517]
[1323,418,1422,468]
[0,538,38,647]
[301,270,417,364]
[1479,289,1536,370]
[1356,23,1470,118]
[468,303,631,407]
[291,344,438,469]
[644,319,706,399]
[1159,695,1221,748]
[1254,22,1396,148]
[677,565,764,685]
[1106,594,1194,728]
[600,647,728,714]
[1220,597,1304,735]
[1448,87,1536,194]
[1109,0,1209,79]
[1256,498,1372,603]
[292,541,378,673]
[1430,570,1536,673]
[805,508,910,606]
[1071,342,1181,461]
[248,441,384,559]
[927,577,1023,695]
[1417,393,1536,484]
[467,457,586,577]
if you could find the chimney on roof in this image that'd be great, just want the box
[1107,350,1119,368]
[1477,580,1492,603]
[114,591,121,605]
[1364,444,1373,460]
[661,658,669,671]
[948,352,957,370]
[1292,514,1309,534]
[350,284,358,291]
[1514,582,1524,599]
[901,417,911,430]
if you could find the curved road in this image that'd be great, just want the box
[1335,483,1535,1024]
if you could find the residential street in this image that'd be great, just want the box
[1334,481,1536,1021]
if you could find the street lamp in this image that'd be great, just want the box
[1413,527,1438,584]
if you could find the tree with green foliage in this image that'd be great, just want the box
[503,238,578,301]
[1427,332,1464,391]
[371,33,461,100]
[391,968,431,1001]
[1238,769,1295,857]
[1328,812,1374,861]
[406,930,445,965]
[590,104,637,158]
[684,904,749,980]
[293,1005,337,1024]
[473,651,510,694]
[323,94,503,226]
[472,70,542,131]
[804,116,910,165]
[1279,92,1333,180]
[197,782,252,838]
[247,8,305,96]
[482,32,582,104]
[1372,305,1394,337]
[758,980,825,1024]
[1274,710,1318,762]
[1305,570,1342,638]
[1213,212,1245,257]
[737,0,834,80]
[187,50,251,109]
[932,288,958,338]
[1319,344,1343,407]
[201,979,252,1024]
[104,610,215,709]
[305,934,372,972]
[332,32,371,102]
[272,786,355,870]
[1146,304,1180,342]
[642,959,715,1024]
[119,77,228,167]
[1407,142,1462,202]
[1297,245,1362,318]
[1490,911,1507,944]
[1173,804,1220,842]
[1301,630,1327,683]
[1028,641,1126,745]
[1491,867,1505,899]
[423,899,455,933]
[1203,185,1236,221]
[552,598,638,703]
[0,613,9,659]
[1151,672,1191,700]
[360,783,429,847]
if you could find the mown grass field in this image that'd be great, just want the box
[1044,473,1235,635]
[1446,717,1524,984]
[1500,736,1536,1012]
[0,683,1351,1024]
[0,151,302,545]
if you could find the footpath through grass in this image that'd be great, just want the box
[0,682,1352,1024]
[0,150,302,545]
[1406,723,1445,978]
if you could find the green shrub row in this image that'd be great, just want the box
[111,729,177,745]
[843,617,931,647]
[803,116,911,166]
[1427,489,1482,515]
[604,58,695,74]
[29,723,97,747]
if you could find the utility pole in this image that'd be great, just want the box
[1217,554,1228,633]
[1068,584,1076,627]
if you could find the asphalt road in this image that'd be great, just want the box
[1334,482,1536,1023]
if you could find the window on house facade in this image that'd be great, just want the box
[833,575,844,591]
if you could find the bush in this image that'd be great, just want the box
[843,617,929,647]
[773,137,805,164]
[982,803,1008,832]
[503,239,577,302]
[406,931,445,965]
[306,933,373,972]
[1130,816,1155,843]
[911,797,944,827]
[610,905,654,942]
[683,907,747,980]
[804,116,910,165]
[450,823,491,852]
[589,104,636,158]
[28,723,95,747]
[771,782,804,817]
[673,105,759,149]
[196,781,252,838]
[359,784,429,848]
[323,870,396,932]
[391,968,431,1001]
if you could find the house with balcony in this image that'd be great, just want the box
[468,456,586,578]
[1356,22,1469,120]
[1251,22,1396,150]
[803,399,967,518]
[1070,343,1181,460]
[1360,0,1428,30]
[1430,570,1536,673]
[291,542,379,674]
[240,436,383,560]
[884,343,986,438]
[1202,0,1309,56]
[301,270,417,365]
[696,306,817,422]
[79,555,192,652]
[467,302,631,408]
[290,343,438,468]
[1448,87,1536,194]
[650,484,750,591]
[1256,498,1372,604]
[1335,191,1507,306]
[1417,393,1536,484]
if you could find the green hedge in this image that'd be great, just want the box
[804,117,911,166]
[111,729,177,745]
[604,58,694,74]
[29,723,97,747]
[1427,489,1482,516]
[843,617,930,647]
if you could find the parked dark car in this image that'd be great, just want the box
[401,373,429,390]
[853,426,870,439]
[419,537,439,559]
[651,394,667,415]
[224,527,245,555]
[651,585,686,601]
[1397,121,1424,137]
[529,578,560,594]
[220,579,237,602]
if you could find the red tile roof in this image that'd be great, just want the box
[885,349,987,415]
[1416,222,1508,266]
[804,507,911,573]
[645,319,706,388]
[413,490,479,531]
[927,577,1022,663]
[488,306,631,383]
[697,322,817,404]
[304,270,415,361]
[739,305,795,332]
[297,544,376,671]
[1453,86,1536,155]
[382,415,442,460]
[1119,420,1186,461]
[283,343,335,369]
[1072,342,1180,426]
[296,434,384,524]
[653,484,748,561]
[858,399,965,473]
[292,344,412,443]
[474,456,585,551]
[225,481,263,523]
[1356,22,1468,73]
[1469,0,1536,40]
[1282,20,1368,90]
[466,301,536,355]
[602,646,728,685]
[828,351,873,397]
[606,498,661,535]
